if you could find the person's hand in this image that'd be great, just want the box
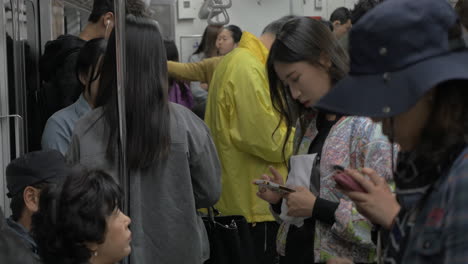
[340,168,400,229]
[253,166,285,204]
[326,257,354,264]
[200,83,209,91]
[284,187,316,217]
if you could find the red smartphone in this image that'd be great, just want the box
[332,165,366,193]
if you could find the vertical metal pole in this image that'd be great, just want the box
[114,4,130,264]
[11,0,26,157]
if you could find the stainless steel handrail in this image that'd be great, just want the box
[0,115,24,158]
[114,4,130,264]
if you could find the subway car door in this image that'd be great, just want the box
[0,0,41,213]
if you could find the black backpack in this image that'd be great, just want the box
[38,35,86,124]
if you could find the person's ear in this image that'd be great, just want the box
[78,72,88,86]
[332,20,341,29]
[23,186,41,213]
[103,12,114,28]
[319,53,332,69]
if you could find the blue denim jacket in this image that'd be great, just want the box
[6,217,39,259]
[41,94,91,155]
[384,146,468,263]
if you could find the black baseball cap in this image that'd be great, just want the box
[315,0,468,118]
[6,150,70,198]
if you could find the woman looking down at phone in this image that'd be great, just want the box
[316,0,468,262]
[254,17,395,263]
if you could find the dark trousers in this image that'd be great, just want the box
[249,221,279,264]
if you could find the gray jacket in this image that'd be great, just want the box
[66,103,221,264]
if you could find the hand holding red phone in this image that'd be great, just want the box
[253,166,285,204]
[333,165,366,192]
[340,168,400,229]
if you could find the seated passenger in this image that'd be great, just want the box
[41,38,107,154]
[254,17,394,263]
[5,150,70,260]
[66,14,221,263]
[164,40,194,109]
[32,169,131,264]
[316,0,468,262]
[0,207,37,264]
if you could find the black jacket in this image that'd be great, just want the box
[40,35,86,118]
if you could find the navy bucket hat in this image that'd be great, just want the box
[315,0,468,117]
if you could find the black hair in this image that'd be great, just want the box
[411,24,468,167]
[31,168,122,264]
[193,25,222,58]
[456,0,468,30]
[75,38,107,96]
[95,15,171,170]
[262,15,297,35]
[416,81,468,161]
[223,25,243,43]
[267,17,349,163]
[164,40,190,100]
[330,7,351,24]
[351,0,380,24]
[88,0,114,23]
[9,182,49,222]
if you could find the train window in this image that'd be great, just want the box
[64,4,90,36]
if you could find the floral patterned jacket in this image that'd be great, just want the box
[276,113,395,263]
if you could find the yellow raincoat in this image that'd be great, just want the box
[205,32,293,223]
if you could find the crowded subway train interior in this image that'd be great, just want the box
[1,0,468,263]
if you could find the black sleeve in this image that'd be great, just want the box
[271,199,283,214]
[312,197,339,226]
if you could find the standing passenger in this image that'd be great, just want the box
[66,15,221,264]
[205,16,295,264]
[40,0,114,118]
[317,0,468,262]
[216,25,243,56]
[189,25,222,118]
[42,38,107,154]
[255,17,394,263]
[329,7,352,40]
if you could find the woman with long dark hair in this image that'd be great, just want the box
[32,169,131,264]
[42,38,107,154]
[191,25,222,61]
[254,17,394,263]
[66,15,221,264]
[318,0,468,263]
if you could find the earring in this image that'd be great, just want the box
[93,251,98,257]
